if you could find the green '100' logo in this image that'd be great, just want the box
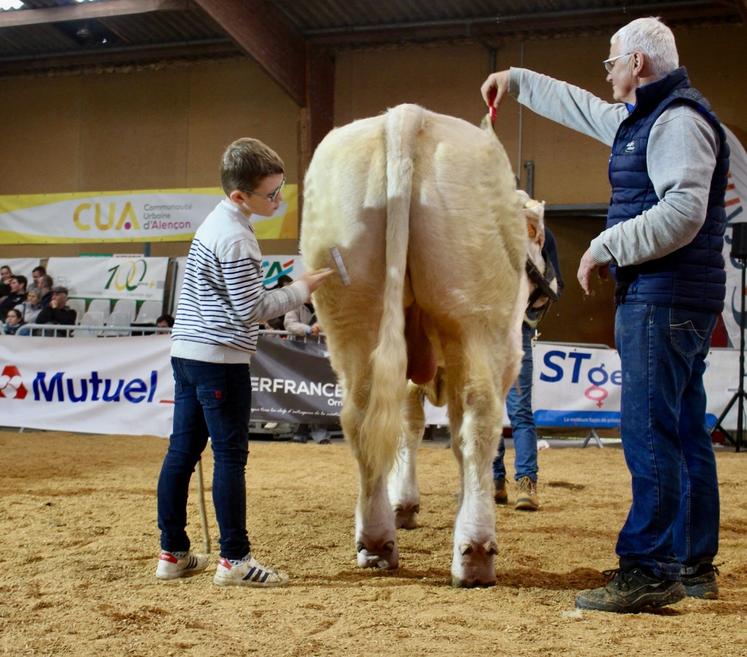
[106,259,148,291]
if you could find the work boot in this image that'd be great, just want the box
[575,567,686,613]
[514,476,539,511]
[493,477,508,505]
[681,564,719,599]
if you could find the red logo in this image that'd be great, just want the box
[0,365,27,399]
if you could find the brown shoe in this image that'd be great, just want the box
[515,476,539,511]
[493,477,508,505]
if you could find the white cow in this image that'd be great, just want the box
[300,104,527,587]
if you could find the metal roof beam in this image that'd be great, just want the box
[193,0,306,106]
[305,2,741,46]
[0,0,189,29]
[0,38,238,76]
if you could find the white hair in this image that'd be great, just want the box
[611,17,679,79]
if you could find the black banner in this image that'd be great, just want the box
[250,335,342,425]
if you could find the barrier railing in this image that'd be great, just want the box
[4,323,173,337]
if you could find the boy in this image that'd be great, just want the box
[156,138,332,586]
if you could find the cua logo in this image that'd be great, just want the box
[0,365,27,399]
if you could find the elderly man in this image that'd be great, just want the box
[482,16,728,613]
[36,285,77,327]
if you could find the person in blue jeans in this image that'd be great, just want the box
[482,16,727,612]
[156,137,332,586]
[493,225,563,511]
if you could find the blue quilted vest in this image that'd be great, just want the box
[606,67,729,313]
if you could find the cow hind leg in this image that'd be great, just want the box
[388,382,425,529]
[444,337,502,588]
[342,379,399,570]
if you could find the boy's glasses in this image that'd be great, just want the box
[249,177,285,203]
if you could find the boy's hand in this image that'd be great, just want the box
[301,268,334,293]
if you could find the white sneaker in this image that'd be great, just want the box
[213,554,289,588]
[155,550,209,580]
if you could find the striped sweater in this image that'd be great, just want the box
[171,199,308,364]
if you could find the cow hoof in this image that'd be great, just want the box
[393,504,420,530]
[356,540,399,570]
[451,540,498,588]
[451,574,496,588]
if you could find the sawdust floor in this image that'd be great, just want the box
[0,430,745,657]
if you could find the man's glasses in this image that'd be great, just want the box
[603,52,633,73]
[249,177,285,203]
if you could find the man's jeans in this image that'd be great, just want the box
[157,357,252,560]
[493,323,538,482]
[615,303,719,580]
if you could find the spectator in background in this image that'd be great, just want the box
[36,285,77,330]
[0,275,27,321]
[3,308,24,335]
[263,275,294,330]
[28,265,47,295]
[284,299,321,337]
[493,218,563,512]
[0,283,9,309]
[284,299,330,444]
[16,289,43,325]
[38,275,54,307]
[0,265,12,285]
[156,314,175,328]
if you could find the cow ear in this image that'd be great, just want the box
[523,204,545,248]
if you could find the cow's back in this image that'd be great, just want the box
[302,106,525,337]
[407,112,525,334]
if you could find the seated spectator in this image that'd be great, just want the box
[38,275,54,307]
[0,264,12,285]
[284,300,321,337]
[28,265,47,295]
[36,286,77,334]
[156,314,175,328]
[3,308,24,335]
[263,275,294,330]
[0,275,27,321]
[15,289,43,324]
[0,282,9,308]
[284,300,329,444]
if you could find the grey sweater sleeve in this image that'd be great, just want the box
[588,105,719,266]
[510,68,627,146]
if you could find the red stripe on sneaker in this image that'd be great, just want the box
[219,557,232,570]
[160,552,178,564]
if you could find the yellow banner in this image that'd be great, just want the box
[0,187,298,244]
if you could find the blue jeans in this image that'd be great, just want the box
[493,323,538,482]
[615,304,719,580]
[157,357,252,560]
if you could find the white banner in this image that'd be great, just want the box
[0,188,299,243]
[0,337,738,438]
[171,254,307,313]
[0,258,40,280]
[261,255,306,287]
[532,343,736,430]
[427,343,739,431]
[723,126,747,347]
[47,256,168,302]
[0,335,174,437]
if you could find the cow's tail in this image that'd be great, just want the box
[358,104,423,480]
